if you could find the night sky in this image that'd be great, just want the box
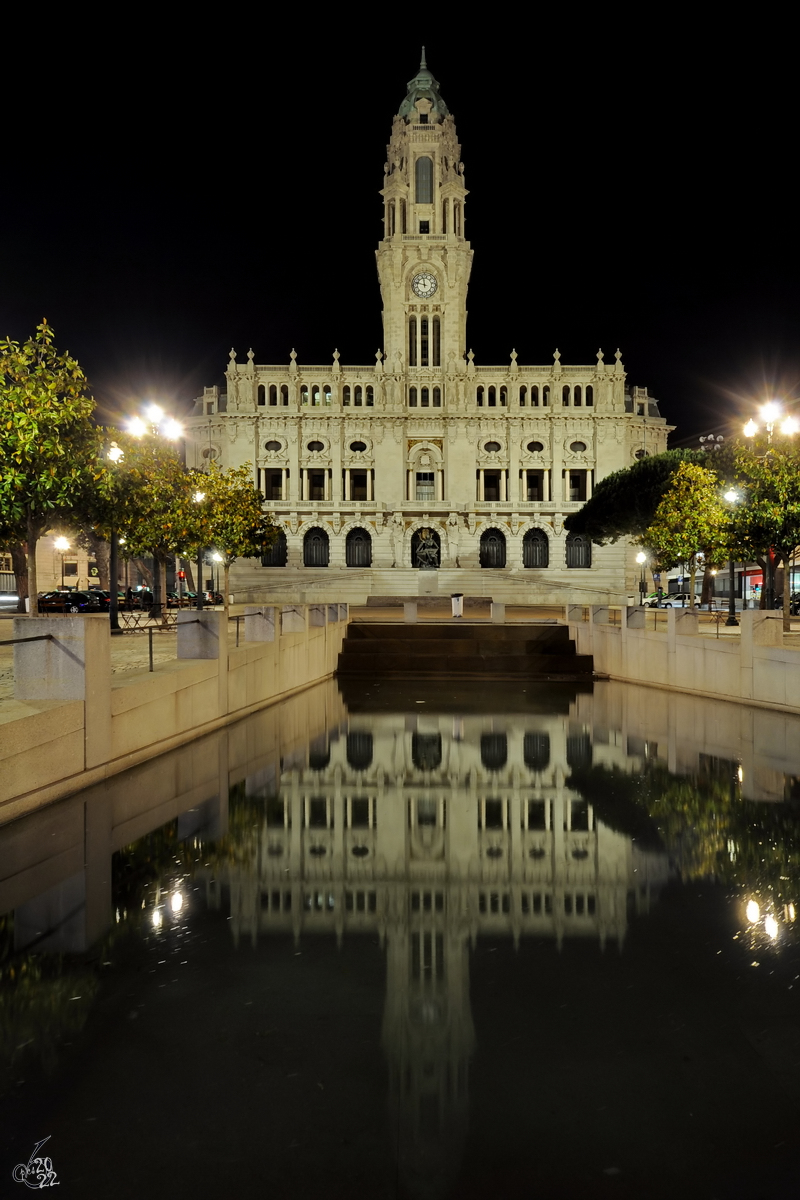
[4,20,797,446]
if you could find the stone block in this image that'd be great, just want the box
[281,605,306,634]
[178,610,224,659]
[403,601,418,624]
[308,604,326,627]
[624,606,646,629]
[244,606,275,643]
[328,604,339,624]
[490,602,505,624]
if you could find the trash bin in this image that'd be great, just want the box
[451,593,464,618]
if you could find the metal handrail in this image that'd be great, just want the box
[0,633,54,647]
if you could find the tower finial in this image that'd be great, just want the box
[420,46,426,69]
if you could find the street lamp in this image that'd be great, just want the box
[53,536,70,590]
[192,489,206,611]
[211,552,223,600]
[106,441,125,634]
[635,551,647,605]
[127,407,184,619]
[724,488,739,626]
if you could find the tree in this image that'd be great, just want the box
[728,440,800,623]
[564,449,711,544]
[0,322,100,611]
[97,432,195,620]
[189,463,276,613]
[642,461,731,607]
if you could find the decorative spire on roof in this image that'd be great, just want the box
[398,52,449,122]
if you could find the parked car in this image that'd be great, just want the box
[37,590,105,614]
[655,592,695,608]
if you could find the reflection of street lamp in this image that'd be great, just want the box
[635,551,647,605]
[723,488,739,626]
[54,536,70,589]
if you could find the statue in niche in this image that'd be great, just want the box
[415,528,440,569]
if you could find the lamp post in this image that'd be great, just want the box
[193,490,206,611]
[126,405,183,620]
[106,441,125,634]
[211,552,223,600]
[53,536,69,590]
[635,551,647,604]
[724,488,739,627]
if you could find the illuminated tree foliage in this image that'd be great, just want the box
[564,450,709,544]
[188,462,276,612]
[643,461,731,607]
[728,441,800,617]
[0,321,100,609]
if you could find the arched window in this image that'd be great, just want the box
[433,387,441,407]
[366,386,374,407]
[524,732,550,772]
[323,385,332,405]
[481,734,508,771]
[566,533,591,568]
[477,386,484,407]
[432,317,440,366]
[480,528,506,568]
[566,733,592,770]
[312,386,321,405]
[301,385,309,405]
[421,387,429,407]
[388,200,396,236]
[542,385,550,406]
[261,530,287,567]
[303,527,329,567]
[269,385,278,406]
[342,386,351,406]
[346,528,372,567]
[257,385,266,406]
[454,202,461,236]
[562,385,570,406]
[574,386,582,406]
[408,318,417,366]
[420,317,429,366]
[500,386,508,407]
[531,385,539,407]
[409,387,418,407]
[280,385,289,406]
[415,156,433,204]
[441,200,447,233]
[347,732,373,771]
[519,386,527,406]
[354,386,363,406]
[586,385,594,407]
[523,528,549,568]
[400,199,407,234]
[488,386,496,407]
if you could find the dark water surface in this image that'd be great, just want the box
[2,678,800,1199]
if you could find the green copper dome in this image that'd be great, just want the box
[398,49,449,122]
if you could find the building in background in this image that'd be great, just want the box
[185,57,671,603]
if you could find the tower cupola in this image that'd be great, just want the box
[398,48,450,123]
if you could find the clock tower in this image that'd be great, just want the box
[376,52,473,382]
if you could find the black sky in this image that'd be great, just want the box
[3,18,798,445]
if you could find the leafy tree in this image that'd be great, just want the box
[97,432,195,619]
[564,449,711,544]
[188,462,276,613]
[728,440,800,619]
[0,321,100,610]
[642,461,731,607]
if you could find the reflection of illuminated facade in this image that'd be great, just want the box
[206,709,669,1198]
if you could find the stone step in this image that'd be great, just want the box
[336,651,593,677]
[340,638,578,657]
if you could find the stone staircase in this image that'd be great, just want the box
[336,622,593,680]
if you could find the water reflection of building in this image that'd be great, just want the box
[208,709,670,1199]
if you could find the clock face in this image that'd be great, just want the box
[411,272,438,299]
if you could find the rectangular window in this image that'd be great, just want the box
[310,472,326,501]
[64,561,78,577]
[351,472,367,501]
[351,798,370,827]
[569,471,587,502]
[415,472,434,501]
[419,220,430,234]
[268,472,282,500]
[525,470,544,502]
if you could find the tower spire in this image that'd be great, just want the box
[420,45,426,69]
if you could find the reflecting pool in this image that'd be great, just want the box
[2,678,800,1199]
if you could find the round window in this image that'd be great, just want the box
[307,440,325,452]
[570,441,587,452]
[201,447,218,459]
[634,449,649,460]
[350,440,367,452]
[527,440,544,452]
[484,441,501,453]
[264,440,281,452]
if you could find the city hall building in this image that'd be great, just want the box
[185,57,670,603]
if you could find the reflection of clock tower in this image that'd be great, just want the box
[377,52,473,387]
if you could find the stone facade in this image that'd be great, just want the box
[185,57,671,603]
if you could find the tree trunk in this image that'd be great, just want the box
[688,562,697,610]
[134,557,153,587]
[184,561,195,591]
[93,538,111,589]
[700,563,715,608]
[26,516,39,617]
[11,542,28,614]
